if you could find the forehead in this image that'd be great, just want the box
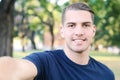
[64,10,93,24]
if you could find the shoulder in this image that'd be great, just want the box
[90,57,111,71]
[23,49,64,66]
[23,49,64,79]
[24,49,63,58]
[90,57,114,78]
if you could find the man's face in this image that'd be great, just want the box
[60,10,96,53]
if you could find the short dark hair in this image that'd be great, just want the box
[62,2,94,25]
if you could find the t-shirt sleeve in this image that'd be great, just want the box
[23,52,47,79]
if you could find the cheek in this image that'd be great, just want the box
[86,30,94,38]
[63,32,70,38]
[60,28,71,38]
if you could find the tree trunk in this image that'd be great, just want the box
[49,25,54,49]
[29,30,37,50]
[0,0,15,56]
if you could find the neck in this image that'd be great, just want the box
[64,47,90,65]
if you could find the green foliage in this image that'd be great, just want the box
[86,0,120,47]
[14,0,120,48]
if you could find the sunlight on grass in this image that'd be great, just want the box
[92,56,120,61]
[13,50,41,58]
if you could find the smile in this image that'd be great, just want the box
[73,38,86,41]
[72,38,87,45]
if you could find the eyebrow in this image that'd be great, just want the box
[66,22,76,25]
[82,22,92,24]
[66,21,92,25]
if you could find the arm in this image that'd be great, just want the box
[0,56,37,80]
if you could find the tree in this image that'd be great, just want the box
[106,0,120,47]
[0,0,15,56]
[86,0,120,48]
[14,0,38,51]
[36,0,62,49]
[19,0,63,49]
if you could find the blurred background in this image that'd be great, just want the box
[0,0,120,80]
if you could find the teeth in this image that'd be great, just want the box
[75,40,82,41]
[73,39,86,41]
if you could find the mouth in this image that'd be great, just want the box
[72,38,87,41]
[72,38,87,45]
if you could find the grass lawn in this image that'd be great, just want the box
[13,50,120,80]
[90,51,120,80]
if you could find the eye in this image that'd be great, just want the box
[68,24,74,27]
[83,23,91,28]
[67,24,75,28]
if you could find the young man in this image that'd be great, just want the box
[0,2,114,80]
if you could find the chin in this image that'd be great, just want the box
[77,50,85,53]
[72,49,85,54]
[73,46,90,53]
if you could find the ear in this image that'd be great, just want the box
[60,26,64,38]
[92,25,96,37]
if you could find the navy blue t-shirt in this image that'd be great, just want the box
[24,50,115,80]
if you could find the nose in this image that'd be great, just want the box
[74,26,84,36]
